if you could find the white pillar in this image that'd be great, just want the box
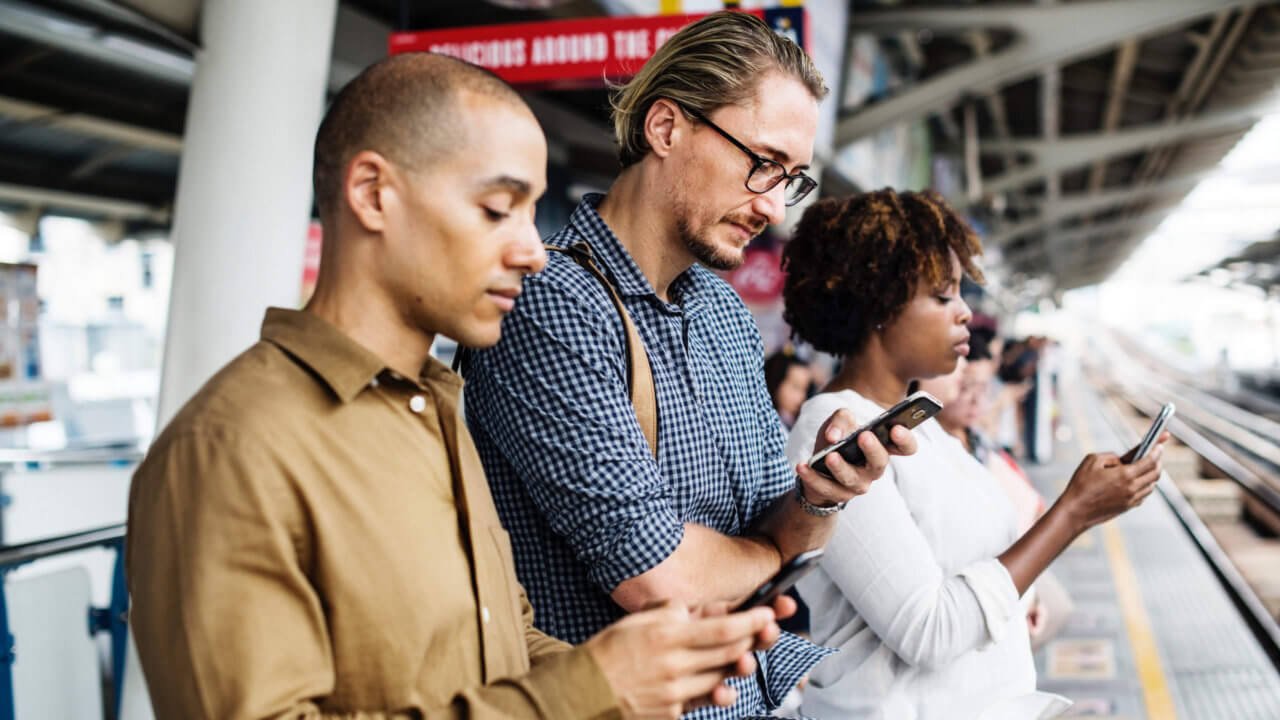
[126,3,336,718]
[154,0,338,429]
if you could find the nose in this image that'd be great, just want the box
[508,221,547,275]
[750,182,788,227]
[956,295,973,326]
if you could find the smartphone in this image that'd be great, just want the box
[1130,402,1174,463]
[807,391,943,477]
[732,549,824,613]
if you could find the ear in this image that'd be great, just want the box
[344,150,393,233]
[643,98,684,159]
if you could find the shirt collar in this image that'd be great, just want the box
[566,193,661,299]
[261,308,459,403]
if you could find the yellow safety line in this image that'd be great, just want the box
[1066,388,1178,719]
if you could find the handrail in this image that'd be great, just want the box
[1093,374,1280,672]
[0,445,143,468]
[0,524,126,569]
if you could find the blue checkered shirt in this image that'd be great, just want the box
[463,194,833,718]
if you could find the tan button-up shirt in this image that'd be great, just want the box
[127,308,619,719]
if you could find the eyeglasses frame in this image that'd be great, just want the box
[681,105,817,207]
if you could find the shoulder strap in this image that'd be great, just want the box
[452,243,659,459]
[549,243,658,459]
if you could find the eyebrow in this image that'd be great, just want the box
[476,175,532,199]
[755,142,810,172]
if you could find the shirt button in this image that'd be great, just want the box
[409,395,427,413]
[481,606,491,624]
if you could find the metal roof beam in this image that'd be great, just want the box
[835,0,1252,146]
[0,95,182,154]
[982,101,1268,195]
[1003,212,1168,264]
[1088,40,1140,193]
[0,0,195,85]
[0,181,169,222]
[0,0,376,95]
[989,172,1213,245]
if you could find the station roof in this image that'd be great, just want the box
[845,0,1280,292]
[1,0,1278,295]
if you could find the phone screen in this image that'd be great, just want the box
[732,549,823,613]
[808,391,943,477]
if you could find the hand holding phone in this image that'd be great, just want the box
[807,391,942,478]
[1128,402,1174,463]
[732,549,823,613]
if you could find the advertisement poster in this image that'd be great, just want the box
[0,263,50,426]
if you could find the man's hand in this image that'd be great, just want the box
[583,602,780,720]
[698,594,795,653]
[795,408,917,507]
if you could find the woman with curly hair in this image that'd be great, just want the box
[780,189,1167,719]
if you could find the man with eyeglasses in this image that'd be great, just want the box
[462,12,915,718]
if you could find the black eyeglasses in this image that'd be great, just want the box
[684,107,817,207]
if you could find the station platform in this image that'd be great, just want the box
[1029,377,1280,719]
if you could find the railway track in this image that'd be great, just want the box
[1084,335,1280,670]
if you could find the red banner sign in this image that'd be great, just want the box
[388,9,806,88]
[728,247,786,304]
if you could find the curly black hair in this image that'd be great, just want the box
[781,188,984,357]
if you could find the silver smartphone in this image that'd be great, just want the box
[1130,402,1174,463]
[807,390,943,477]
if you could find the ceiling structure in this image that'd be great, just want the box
[844,0,1280,292]
[0,0,614,233]
[1,0,1278,295]
[1193,231,1280,293]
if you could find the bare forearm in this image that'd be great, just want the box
[998,499,1083,595]
[611,524,782,610]
[754,490,838,562]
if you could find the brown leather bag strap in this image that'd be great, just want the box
[549,243,659,459]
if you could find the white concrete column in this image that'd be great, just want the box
[154,0,338,429]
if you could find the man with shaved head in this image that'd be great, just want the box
[127,53,787,720]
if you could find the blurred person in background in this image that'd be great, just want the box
[765,347,813,429]
[923,335,1073,651]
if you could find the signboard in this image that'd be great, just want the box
[300,221,323,305]
[727,246,785,304]
[389,9,806,87]
[0,263,50,426]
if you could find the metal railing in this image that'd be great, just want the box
[0,444,144,471]
[0,524,128,720]
[1087,359,1280,673]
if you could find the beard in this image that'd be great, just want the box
[675,209,763,271]
[676,215,742,271]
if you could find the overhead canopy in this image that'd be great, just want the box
[840,0,1280,291]
[0,0,612,232]
[1,0,1278,297]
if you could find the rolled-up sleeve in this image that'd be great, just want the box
[465,273,683,592]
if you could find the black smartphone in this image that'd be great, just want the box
[1129,402,1174,463]
[807,391,943,477]
[732,549,823,613]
